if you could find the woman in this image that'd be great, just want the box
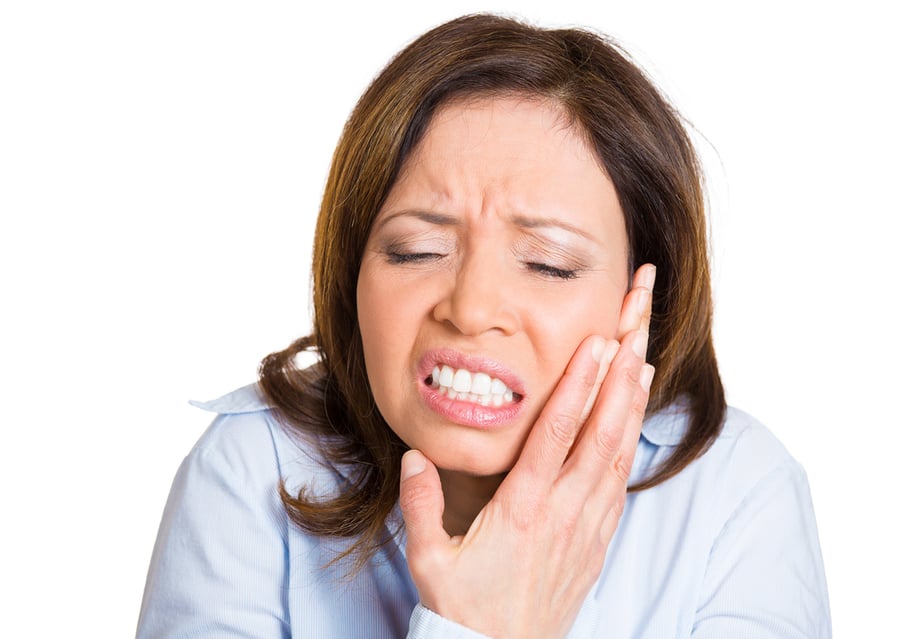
[137,14,830,638]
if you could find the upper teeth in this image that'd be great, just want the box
[430,365,515,406]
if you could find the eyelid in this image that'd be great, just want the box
[385,250,445,265]
[378,231,455,268]
[378,229,455,253]
[513,237,586,277]
[525,261,579,280]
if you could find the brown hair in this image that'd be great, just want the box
[259,13,725,567]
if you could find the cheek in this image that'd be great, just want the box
[356,265,394,396]
[545,282,626,348]
[356,262,428,417]
[524,281,626,404]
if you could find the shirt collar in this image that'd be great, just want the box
[639,398,691,447]
[189,382,269,414]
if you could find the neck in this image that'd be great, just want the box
[436,468,506,536]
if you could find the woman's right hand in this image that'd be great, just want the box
[399,265,655,639]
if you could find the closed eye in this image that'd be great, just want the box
[526,262,579,280]
[386,252,444,264]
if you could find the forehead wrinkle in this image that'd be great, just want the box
[383,96,617,236]
[392,149,488,226]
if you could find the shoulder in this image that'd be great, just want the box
[633,403,813,522]
[705,405,804,497]
[188,383,280,468]
[642,402,800,481]
[705,405,799,475]
[637,403,809,527]
[187,382,348,498]
[572,405,830,636]
[138,384,300,637]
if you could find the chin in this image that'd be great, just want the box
[425,440,520,478]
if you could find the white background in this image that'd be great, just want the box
[1,1,897,636]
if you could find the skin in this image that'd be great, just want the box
[357,96,655,637]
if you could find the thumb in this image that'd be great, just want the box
[399,450,449,559]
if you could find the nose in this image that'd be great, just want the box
[432,246,521,337]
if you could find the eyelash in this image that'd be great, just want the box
[526,262,579,280]
[386,251,443,264]
[385,251,579,281]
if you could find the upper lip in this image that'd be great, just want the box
[418,348,525,396]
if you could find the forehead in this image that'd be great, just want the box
[380,96,621,233]
[404,95,599,174]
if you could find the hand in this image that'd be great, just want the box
[399,264,656,639]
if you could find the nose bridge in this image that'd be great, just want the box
[436,237,519,336]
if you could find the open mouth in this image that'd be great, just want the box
[425,364,523,407]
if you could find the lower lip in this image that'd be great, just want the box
[419,383,525,428]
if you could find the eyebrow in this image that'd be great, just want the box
[374,210,459,232]
[509,214,599,244]
[375,209,599,245]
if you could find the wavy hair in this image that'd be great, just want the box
[260,13,725,569]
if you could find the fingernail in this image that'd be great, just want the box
[646,265,657,291]
[637,288,650,316]
[606,340,620,363]
[639,363,655,392]
[591,336,606,363]
[631,330,648,358]
[401,450,426,480]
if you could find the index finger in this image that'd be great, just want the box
[507,335,617,490]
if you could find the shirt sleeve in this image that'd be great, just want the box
[407,604,495,639]
[136,415,290,639]
[691,462,832,638]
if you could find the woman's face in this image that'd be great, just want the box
[357,97,630,477]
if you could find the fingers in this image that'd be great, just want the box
[632,262,657,292]
[603,361,654,489]
[588,363,653,552]
[578,340,620,424]
[617,263,656,339]
[510,335,615,490]
[399,450,450,567]
[559,330,652,494]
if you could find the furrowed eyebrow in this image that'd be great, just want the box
[374,210,459,232]
[374,209,601,247]
[509,214,599,244]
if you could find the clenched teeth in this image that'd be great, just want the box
[428,365,517,406]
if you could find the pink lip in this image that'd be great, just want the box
[417,349,526,428]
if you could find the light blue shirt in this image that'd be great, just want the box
[137,383,831,638]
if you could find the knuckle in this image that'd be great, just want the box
[398,480,432,515]
[407,542,443,575]
[592,422,620,461]
[543,412,579,449]
[610,451,633,483]
[546,494,581,542]
[506,494,541,534]
[621,363,642,389]
[554,510,579,543]
[629,399,648,424]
